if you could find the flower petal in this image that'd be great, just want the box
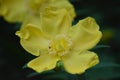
[69,17,102,51]
[16,24,49,56]
[40,8,72,37]
[21,14,41,29]
[27,53,60,73]
[50,0,76,20]
[0,0,27,22]
[62,50,99,74]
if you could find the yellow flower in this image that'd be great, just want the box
[0,0,75,23]
[16,9,102,74]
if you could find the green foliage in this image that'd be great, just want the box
[92,45,110,50]
[85,63,120,80]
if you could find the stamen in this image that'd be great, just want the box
[48,35,72,57]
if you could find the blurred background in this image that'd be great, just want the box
[0,0,120,80]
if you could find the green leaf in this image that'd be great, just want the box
[27,70,86,80]
[41,72,68,80]
[27,71,69,80]
[27,70,55,78]
[27,72,39,78]
[69,0,79,2]
[92,45,110,50]
[14,22,22,30]
[85,63,120,80]
[85,49,120,80]
[22,63,27,69]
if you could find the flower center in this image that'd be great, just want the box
[48,35,72,57]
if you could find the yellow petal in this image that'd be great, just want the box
[21,14,41,29]
[15,24,49,56]
[62,50,99,74]
[0,0,27,22]
[27,53,60,73]
[49,0,76,20]
[0,0,7,16]
[69,17,102,51]
[0,0,75,23]
[40,8,72,37]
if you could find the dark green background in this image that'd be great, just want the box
[0,0,120,80]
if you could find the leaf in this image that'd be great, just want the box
[27,70,86,80]
[27,70,69,80]
[27,70,55,78]
[85,49,120,80]
[27,72,39,78]
[41,72,68,80]
[69,0,79,2]
[22,63,27,69]
[14,22,22,30]
[85,63,120,80]
[92,45,110,50]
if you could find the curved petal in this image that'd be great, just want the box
[62,50,99,74]
[0,0,7,16]
[27,53,60,73]
[0,0,27,22]
[21,14,41,29]
[69,17,102,51]
[15,24,49,56]
[49,0,76,20]
[40,8,72,37]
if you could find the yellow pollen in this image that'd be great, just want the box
[48,35,72,56]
